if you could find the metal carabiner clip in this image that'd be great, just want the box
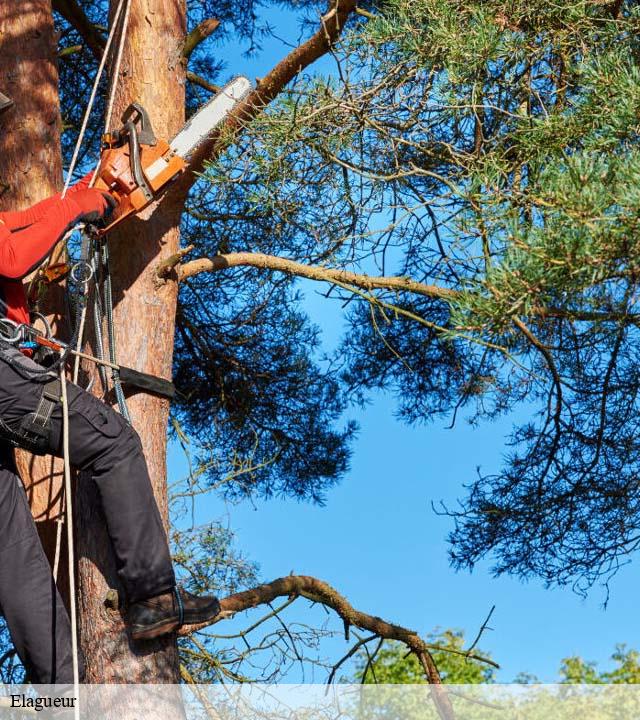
[30,312,54,340]
[0,319,24,345]
[70,261,94,284]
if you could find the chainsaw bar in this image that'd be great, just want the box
[95,76,253,235]
[170,76,253,160]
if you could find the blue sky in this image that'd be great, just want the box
[168,4,640,683]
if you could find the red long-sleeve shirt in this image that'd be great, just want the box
[0,178,91,325]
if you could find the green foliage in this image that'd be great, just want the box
[352,631,496,684]
[352,634,640,687]
[198,0,640,592]
[53,0,640,683]
[560,645,640,684]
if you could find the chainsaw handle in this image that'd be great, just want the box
[121,103,157,146]
[124,121,154,203]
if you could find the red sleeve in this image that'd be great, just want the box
[0,195,61,231]
[0,197,84,279]
[0,172,95,231]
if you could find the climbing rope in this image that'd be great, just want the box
[59,358,80,699]
[55,0,132,699]
[72,0,132,384]
[62,0,130,197]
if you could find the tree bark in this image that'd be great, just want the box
[74,0,186,689]
[0,1,71,598]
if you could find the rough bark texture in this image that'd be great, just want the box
[0,0,360,696]
[0,1,70,597]
[74,0,186,688]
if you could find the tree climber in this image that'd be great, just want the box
[0,96,221,683]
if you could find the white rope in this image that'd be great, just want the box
[100,0,133,165]
[62,0,128,198]
[68,0,128,380]
[59,358,79,720]
[52,513,65,580]
[56,1,132,700]
[74,0,132,382]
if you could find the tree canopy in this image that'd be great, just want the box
[44,0,640,689]
[180,0,640,593]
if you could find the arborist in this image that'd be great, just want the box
[0,92,221,683]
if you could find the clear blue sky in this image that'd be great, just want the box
[168,5,639,683]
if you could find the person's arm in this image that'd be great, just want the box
[0,189,113,280]
[0,172,95,231]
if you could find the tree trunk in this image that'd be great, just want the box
[75,0,187,687]
[0,2,70,596]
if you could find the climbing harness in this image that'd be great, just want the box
[0,367,60,455]
[0,316,176,402]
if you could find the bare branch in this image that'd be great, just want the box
[171,252,640,335]
[179,574,457,720]
[155,244,194,283]
[186,71,222,95]
[58,44,83,58]
[172,251,459,302]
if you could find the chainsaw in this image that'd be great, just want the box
[94,76,252,234]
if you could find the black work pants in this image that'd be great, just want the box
[0,345,175,683]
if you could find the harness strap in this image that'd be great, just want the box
[32,379,62,429]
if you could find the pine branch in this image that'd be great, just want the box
[181,0,359,186]
[169,253,640,329]
[52,0,105,61]
[170,251,458,302]
[182,19,220,60]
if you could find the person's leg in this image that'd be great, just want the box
[51,383,176,602]
[0,344,219,643]
[50,375,221,638]
[0,447,75,683]
[0,345,175,603]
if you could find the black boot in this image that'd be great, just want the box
[128,588,221,641]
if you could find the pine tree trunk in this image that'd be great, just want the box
[75,0,187,688]
[0,2,71,597]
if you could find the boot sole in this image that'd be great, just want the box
[130,617,181,641]
[182,607,221,625]
[130,604,221,641]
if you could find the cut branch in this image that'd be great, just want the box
[172,251,459,302]
[183,19,220,60]
[52,0,105,61]
[178,575,457,720]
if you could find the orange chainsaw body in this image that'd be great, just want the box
[94,105,187,234]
